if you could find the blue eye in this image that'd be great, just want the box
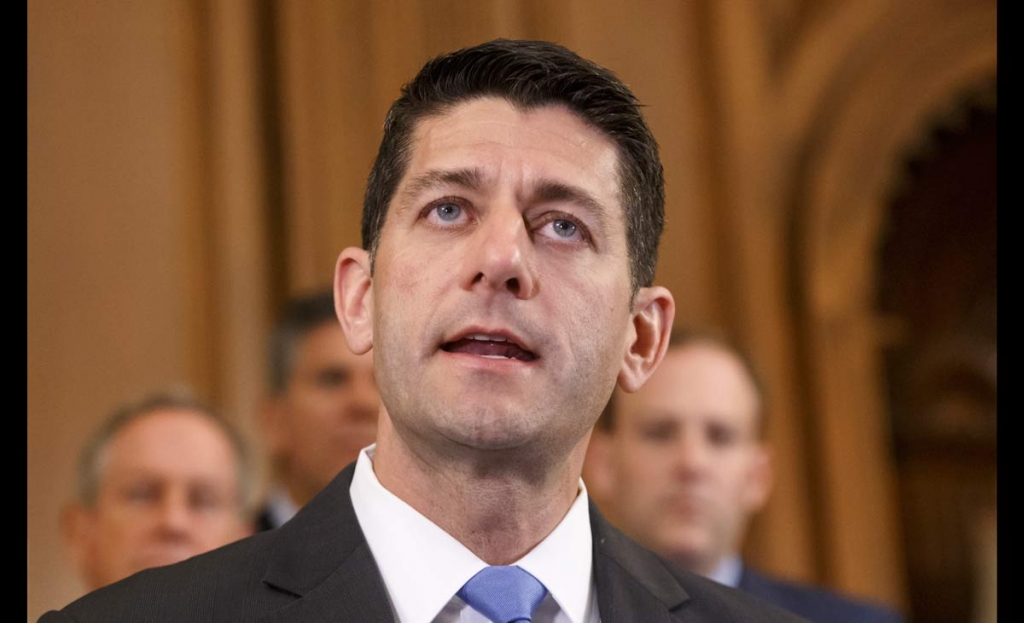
[551,219,577,238]
[435,203,461,221]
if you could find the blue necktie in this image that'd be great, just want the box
[457,565,548,623]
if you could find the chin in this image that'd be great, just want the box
[133,550,196,571]
[441,406,546,447]
[656,533,713,565]
[448,426,539,452]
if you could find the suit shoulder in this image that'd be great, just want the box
[664,562,813,622]
[741,568,903,623]
[591,510,808,622]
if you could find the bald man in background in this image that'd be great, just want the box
[60,389,254,593]
[585,328,903,623]
[256,289,379,530]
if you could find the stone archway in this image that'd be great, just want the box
[784,0,996,611]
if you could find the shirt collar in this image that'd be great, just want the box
[265,487,300,528]
[707,554,744,588]
[350,444,594,623]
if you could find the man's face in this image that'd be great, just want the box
[368,97,637,461]
[592,344,771,574]
[66,408,249,590]
[267,321,378,503]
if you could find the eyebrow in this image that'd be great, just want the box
[532,179,612,232]
[398,168,614,231]
[398,168,484,206]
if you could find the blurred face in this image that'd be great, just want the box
[66,408,249,590]
[367,97,639,463]
[592,343,771,574]
[267,321,378,505]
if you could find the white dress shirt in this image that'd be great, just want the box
[350,445,600,623]
[263,487,300,528]
[707,554,743,588]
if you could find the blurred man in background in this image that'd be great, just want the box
[585,328,903,623]
[61,388,254,592]
[256,289,379,530]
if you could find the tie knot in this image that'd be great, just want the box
[457,565,548,623]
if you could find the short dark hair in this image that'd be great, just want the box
[362,39,665,295]
[76,386,255,513]
[597,326,768,436]
[267,289,338,395]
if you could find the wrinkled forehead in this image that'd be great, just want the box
[410,98,620,172]
[99,409,240,482]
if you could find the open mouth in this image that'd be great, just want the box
[440,333,537,362]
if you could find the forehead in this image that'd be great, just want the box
[617,344,760,429]
[101,408,238,484]
[401,97,622,208]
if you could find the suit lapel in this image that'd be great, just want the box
[253,468,694,622]
[591,502,690,622]
[258,464,395,623]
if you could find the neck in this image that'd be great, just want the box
[372,415,588,565]
[667,549,737,580]
[275,463,329,510]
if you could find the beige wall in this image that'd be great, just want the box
[27,1,272,618]
[27,1,995,621]
[29,1,208,616]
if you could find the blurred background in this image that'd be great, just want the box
[27,1,995,622]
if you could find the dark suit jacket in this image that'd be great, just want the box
[739,567,902,623]
[41,463,807,622]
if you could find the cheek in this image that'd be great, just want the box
[560,281,631,378]
[94,512,146,549]
[374,266,435,339]
[199,515,242,540]
[617,445,660,488]
[715,463,755,504]
[562,272,627,327]
[300,395,338,421]
[379,238,449,294]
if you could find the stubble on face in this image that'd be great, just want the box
[368,97,635,475]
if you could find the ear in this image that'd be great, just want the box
[258,398,287,456]
[742,443,774,512]
[334,247,374,354]
[59,502,94,576]
[618,285,675,393]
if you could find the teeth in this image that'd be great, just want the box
[467,333,508,342]
[480,354,511,359]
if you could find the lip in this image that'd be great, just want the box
[135,547,197,569]
[661,492,709,516]
[436,323,540,366]
[439,324,538,358]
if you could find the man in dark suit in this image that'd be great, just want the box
[585,328,903,623]
[41,39,807,622]
[256,289,379,532]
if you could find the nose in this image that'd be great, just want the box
[462,206,538,299]
[153,492,193,540]
[672,432,711,480]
